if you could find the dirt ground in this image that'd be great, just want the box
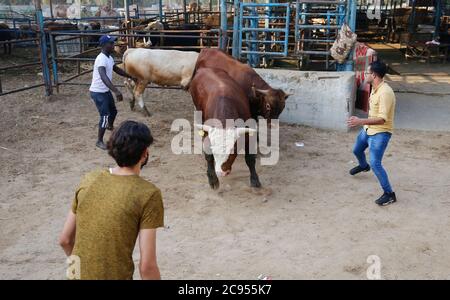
[1,66,450,279]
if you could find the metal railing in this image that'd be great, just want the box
[47,28,222,93]
[235,2,291,67]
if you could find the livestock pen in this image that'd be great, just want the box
[0,0,234,97]
[0,4,48,96]
[1,0,450,282]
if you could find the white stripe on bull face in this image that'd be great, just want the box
[208,127,239,176]
[195,124,257,177]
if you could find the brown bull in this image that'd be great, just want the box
[195,48,290,120]
[189,67,260,189]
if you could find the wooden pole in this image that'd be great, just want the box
[183,0,187,24]
[49,0,54,19]
[125,0,131,47]
[159,0,164,22]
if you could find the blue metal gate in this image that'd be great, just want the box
[231,0,356,70]
[233,2,290,67]
[294,0,356,70]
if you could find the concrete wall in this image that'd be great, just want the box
[255,69,356,132]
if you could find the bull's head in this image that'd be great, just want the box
[251,86,292,120]
[195,124,257,177]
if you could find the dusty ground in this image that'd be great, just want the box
[1,70,450,280]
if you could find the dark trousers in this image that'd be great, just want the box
[90,91,117,129]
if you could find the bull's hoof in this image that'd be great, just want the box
[250,176,261,188]
[208,174,220,190]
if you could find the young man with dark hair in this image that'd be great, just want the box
[59,121,164,280]
[347,60,397,206]
[90,35,133,150]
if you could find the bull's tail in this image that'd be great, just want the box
[120,49,129,75]
[119,50,136,97]
[117,50,135,86]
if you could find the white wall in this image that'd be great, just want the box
[255,69,356,132]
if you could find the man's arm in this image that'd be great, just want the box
[348,92,393,128]
[59,211,76,256]
[113,64,135,79]
[138,229,161,280]
[347,116,385,128]
[98,66,123,102]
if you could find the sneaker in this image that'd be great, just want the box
[375,192,397,206]
[96,141,107,150]
[349,165,371,175]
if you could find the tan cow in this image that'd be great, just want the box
[120,48,199,116]
[188,2,200,12]
[113,20,164,56]
[54,5,68,18]
[95,5,118,26]
[203,14,234,29]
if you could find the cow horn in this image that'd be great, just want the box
[194,124,213,132]
[255,89,270,95]
[236,127,257,137]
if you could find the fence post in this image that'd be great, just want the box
[220,0,228,50]
[158,0,163,22]
[183,0,188,24]
[35,0,53,96]
[49,33,59,93]
[125,0,131,47]
[248,6,258,67]
[434,0,442,39]
[232,0,240,58]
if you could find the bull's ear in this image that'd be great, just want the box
[194,123,212,132]
[236,127,257,137]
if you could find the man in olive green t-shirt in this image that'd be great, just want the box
[59,120,164,279]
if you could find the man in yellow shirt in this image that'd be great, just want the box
[59,121,164,279]
[347,61,396,206]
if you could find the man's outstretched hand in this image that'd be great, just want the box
[347,116,362,128]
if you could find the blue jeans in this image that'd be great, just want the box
[90,91,117,129]
[352,129,393,193]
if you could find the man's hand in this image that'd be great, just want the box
[347,116,362,128]
[99,66,123,102]
[139,229,161,280]
[115,90,123,102]
[59,211,76,256]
